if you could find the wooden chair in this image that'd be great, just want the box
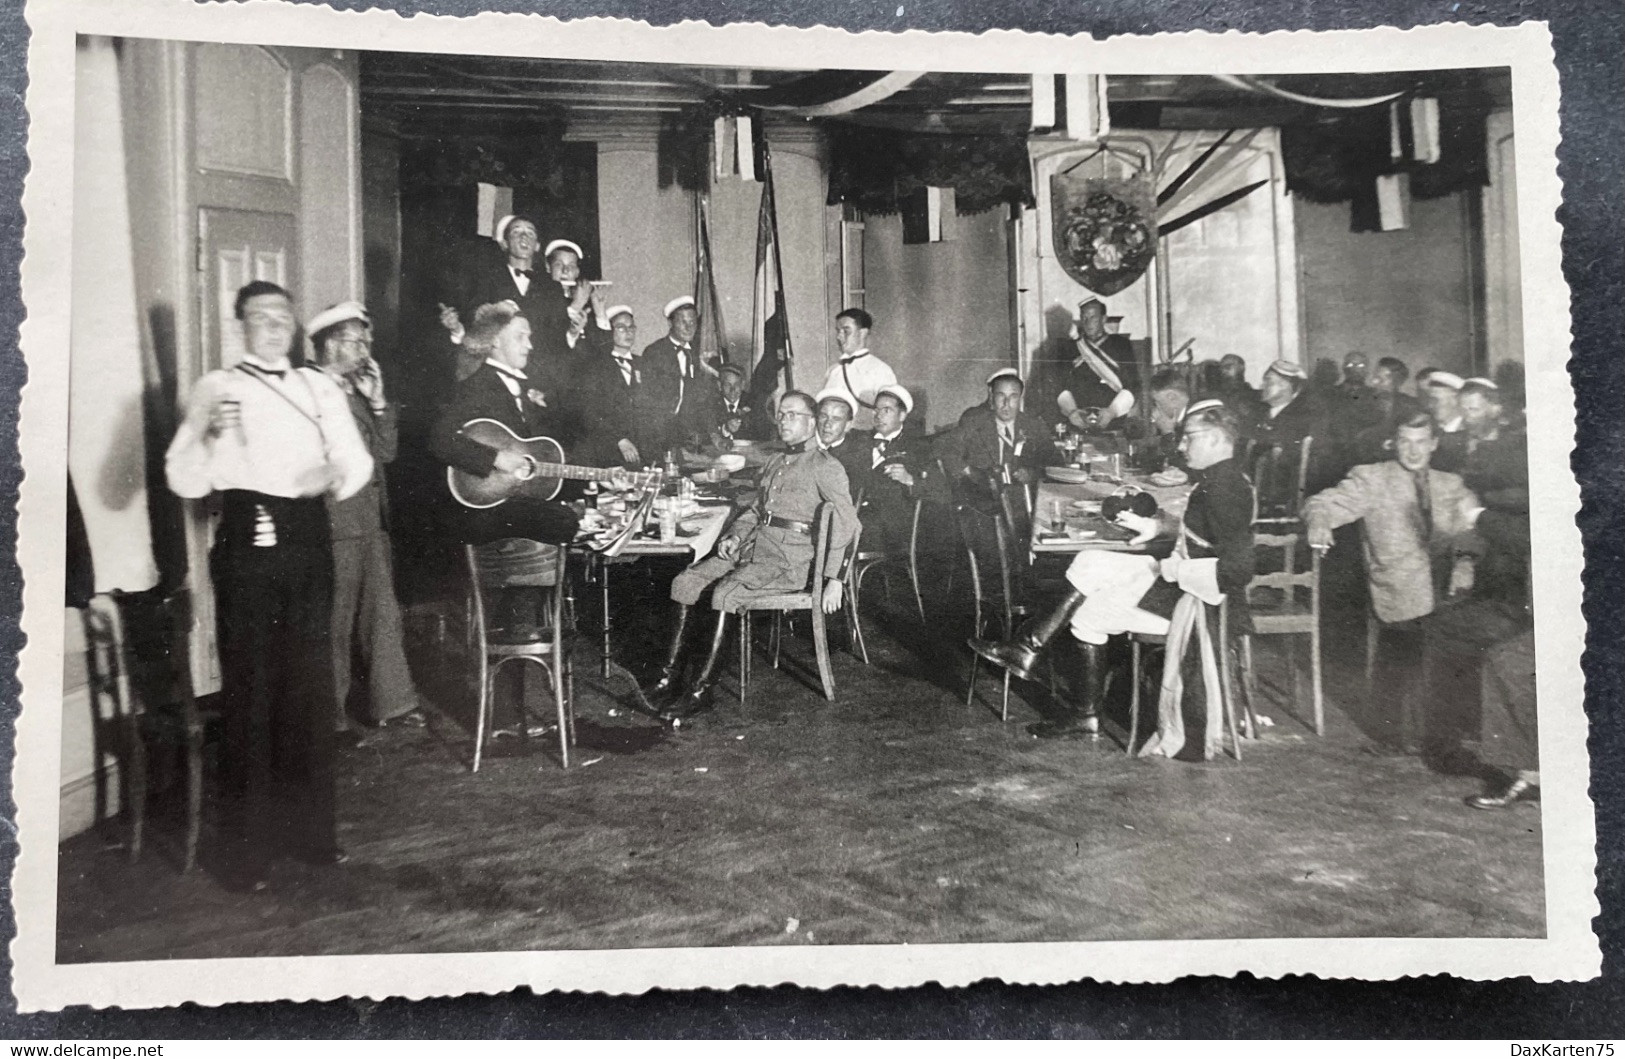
[466,539,575,771]
[1252,434,1314,533]
[81,590,208,871]
[1238,531,1325,735]
[955,499,1017,720]
[844,494,928,663]
[1125,597,1245,761]
[737,505,837,705]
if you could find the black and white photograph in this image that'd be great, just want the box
[10,0,1594,1010]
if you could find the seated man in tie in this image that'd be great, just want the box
[428,300,587,548]
[578,303,648,468]
[820,308,898,432]
[856,384,936,556]
[1418,368,1469,474]
[639,295,703,456]
[814,389,872,499]
[697,362,773,447]
[642,391,859,720]
[970,402,1257,752]
[935,368,1062,505]
[1303,412,1479,754]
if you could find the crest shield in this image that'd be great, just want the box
[1050,172,1157,296]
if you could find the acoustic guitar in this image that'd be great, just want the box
[448,418,625,509]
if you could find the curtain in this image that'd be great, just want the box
[69,36,158,595]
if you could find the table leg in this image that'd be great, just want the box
[599,555,613,680]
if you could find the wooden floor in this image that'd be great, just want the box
[56,557,1544,963]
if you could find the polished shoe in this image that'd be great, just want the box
[1028,712,1100,740]
[1467,777,1539,810]
[968,637,1044,683]
[379,707,428,729]
[642,605,695,705]
[659,680,719,722]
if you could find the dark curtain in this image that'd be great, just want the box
[825,125,1034,216]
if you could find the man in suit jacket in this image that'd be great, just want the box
[1254,359,1336,516]
[639,295,704,455]
[814,390,873,500]
[308,302,422,737]
[694,363,773,446]
[935,368,1062,504]
[1304,412,1477,625]
[428,301,583,547]
[851,384,936,556]
[576,304,650,468]
[1349,356,1424,465]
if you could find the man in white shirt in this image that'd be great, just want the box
[821,308,897,432]
[165,281,374,892]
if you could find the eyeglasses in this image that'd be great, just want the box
[1179,429,1223,444]
[777,410,814,421]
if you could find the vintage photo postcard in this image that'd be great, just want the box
[9,0,1596,1011]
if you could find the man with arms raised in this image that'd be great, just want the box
[1056,297,1138,434]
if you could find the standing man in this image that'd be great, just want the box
[578,303,648,468]
[307,302,423,738]
[165,281,374,891]
[640,295,703,455]
[1056,297,1138,434]
[642,391,858,719]
[821,308,898,432]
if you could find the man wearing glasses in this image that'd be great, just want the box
[970,401,1256,749]
[642,391,859,720]
[308,301,425,742]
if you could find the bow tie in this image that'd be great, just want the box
[512,268,533,277]
[841,353,867,364]
[874,438,889,452]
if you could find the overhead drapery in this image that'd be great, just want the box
[70,36,158,595]
[825,124,1034,215]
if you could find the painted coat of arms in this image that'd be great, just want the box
[1051,173,1157,296]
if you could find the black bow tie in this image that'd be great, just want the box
[513,268,533,278]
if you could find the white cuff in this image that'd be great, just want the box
[1106,387,1135,419]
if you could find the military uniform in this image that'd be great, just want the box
[672,444,858,613]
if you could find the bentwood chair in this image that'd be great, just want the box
[842,492,929,665]
[82,594,147,863]
[738,505,838,705]
[466,539,575,771]
[1252,435,1314,533]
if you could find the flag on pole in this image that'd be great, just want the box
[750,148,794,400]
[693,193,730,373]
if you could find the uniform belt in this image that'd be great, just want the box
[763,514,813,536]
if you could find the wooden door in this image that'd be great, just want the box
[198,207,298,370]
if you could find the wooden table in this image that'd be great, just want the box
[1030,474,1194,555]
[581,500,736,678]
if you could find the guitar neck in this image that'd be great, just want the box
[530,463,621,483]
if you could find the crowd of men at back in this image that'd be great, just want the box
[158,210,1534,891]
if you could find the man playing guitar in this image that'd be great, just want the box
[430,300,622,546]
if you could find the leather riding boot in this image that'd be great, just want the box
[664,611,731,720]
[968,589,1086,682]
[1077,641,1106,735]
[642,604,693,702]
[1032,641,1108,740]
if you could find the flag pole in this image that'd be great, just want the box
[763,141,795,392]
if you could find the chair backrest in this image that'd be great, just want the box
[1246,531,1321,606]
[471,538,562,588]
[806,504,835,607]
[1251,434,1313,525]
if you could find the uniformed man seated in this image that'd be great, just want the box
[642,390,859,720]
[814,389,870,497]
[1057,297,1138,434]
[853,384,935,557]
[970,401,1256,747]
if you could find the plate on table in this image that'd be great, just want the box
[1045,466,1093,484]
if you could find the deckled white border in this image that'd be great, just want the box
[11,0,1595,1011]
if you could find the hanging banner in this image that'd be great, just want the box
[1050,171,1157,296]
